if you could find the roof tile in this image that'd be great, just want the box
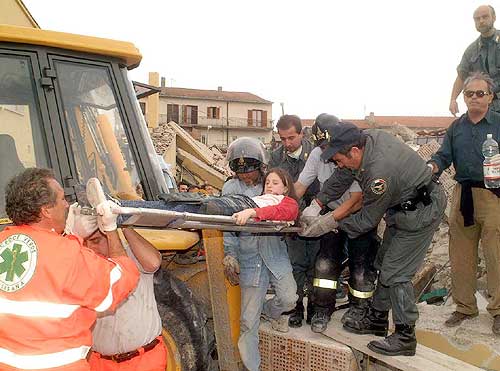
[160,87,272,104]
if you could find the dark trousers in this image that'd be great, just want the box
[312,229,379,314]
[347,229,379,305]
[372,183,446,325]
[311,231,347,314]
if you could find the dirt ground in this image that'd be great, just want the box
[416,220,500,356]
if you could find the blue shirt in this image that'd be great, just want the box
[222,177,292,287]
[431,110,500,183]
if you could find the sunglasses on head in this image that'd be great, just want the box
[464,90,490,98]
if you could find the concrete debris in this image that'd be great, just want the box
[387,123,417,142]
[150,121,231,190]
[151,121,176,154]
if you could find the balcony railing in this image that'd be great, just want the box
[160,115,273,129]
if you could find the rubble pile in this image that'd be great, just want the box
[388,123,417,142]
[203,145,231,176]
[150,121,232,189]
[151,122,176,155]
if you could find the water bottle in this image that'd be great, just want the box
[482,133,500,188]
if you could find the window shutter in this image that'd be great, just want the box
[174,104,179,122]
[182,105,187,124]
[193,106,198,125]
[207,107,210,118]
[217,107,221,119]
[248,110,252,126]
[262,111,267,128]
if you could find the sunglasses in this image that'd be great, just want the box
[463,90,490,98]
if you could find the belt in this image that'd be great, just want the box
[390,182,435,212]
[99,337,160,363]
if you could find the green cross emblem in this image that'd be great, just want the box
[0,243,28,282]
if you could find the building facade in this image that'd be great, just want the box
[157,86,273,148]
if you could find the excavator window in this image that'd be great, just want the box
[0,54,50,219]
[53,61,143,201]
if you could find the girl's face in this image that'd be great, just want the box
[264,172,287,195]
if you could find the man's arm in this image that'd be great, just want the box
[317,167,354,206]
[429,123,455,176]
[122,227,162,273]
[338,174,395,239]
[332,192,362,220]
[105,230,128,258]
[294,181,308,199]
[222,181,240,258]
[295,148,320,199]
[449,75,464,116]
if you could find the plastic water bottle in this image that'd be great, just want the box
[482,134,500,188]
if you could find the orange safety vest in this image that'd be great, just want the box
[0,225,139,371]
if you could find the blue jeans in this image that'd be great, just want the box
[238,267,297,371]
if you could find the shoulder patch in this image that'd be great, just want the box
[0,234,38,292]
[370,179,387,195]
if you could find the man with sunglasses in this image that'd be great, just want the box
[300,122,446,356]
[450,5,500,115]
[430,71,500,335]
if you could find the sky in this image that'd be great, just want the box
[24,0,490,121]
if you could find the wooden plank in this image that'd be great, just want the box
[322,310,482,371]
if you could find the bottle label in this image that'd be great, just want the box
[483,163,500,180]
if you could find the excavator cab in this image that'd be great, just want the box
[0,25,235,371]
[0,25,167,222]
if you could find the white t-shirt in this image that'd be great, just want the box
[252,194,284,208]
[297,146,361,209]
[91,244,162,355]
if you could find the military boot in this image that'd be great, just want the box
[343,307,388,337]
[367,324,416,356]
[341,297,370,324]
[311,309,331,333]
[287,302,304,328]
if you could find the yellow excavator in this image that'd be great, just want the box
[0,24,247,371]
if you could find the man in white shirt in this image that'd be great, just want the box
[297,115,379,333]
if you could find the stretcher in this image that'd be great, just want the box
[83,205,303,233]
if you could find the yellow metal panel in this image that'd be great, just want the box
[0,24,142,68]
[135,229,199,251]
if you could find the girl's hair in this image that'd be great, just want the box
[263,168,298,202]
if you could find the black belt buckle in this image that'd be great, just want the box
[110,350,139,363]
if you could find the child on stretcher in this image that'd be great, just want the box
[82,168,299,226]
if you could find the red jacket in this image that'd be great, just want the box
[254,196,298,222]
[0,225,139,371]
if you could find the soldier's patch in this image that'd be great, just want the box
[0,234,38,292]
[370,179,387,195]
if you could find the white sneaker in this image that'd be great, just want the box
[86,178,107,208]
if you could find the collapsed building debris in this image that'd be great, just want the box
[151,120,232,190]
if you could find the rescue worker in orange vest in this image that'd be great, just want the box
[0,168,139,371]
